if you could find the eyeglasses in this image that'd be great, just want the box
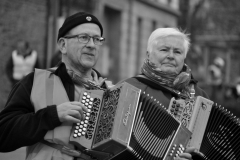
[63,34,105,46]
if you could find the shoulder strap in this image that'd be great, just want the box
[134,75,188,99]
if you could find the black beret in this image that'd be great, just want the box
[57,12,103,40]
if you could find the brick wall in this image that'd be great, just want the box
[0,0,47,110]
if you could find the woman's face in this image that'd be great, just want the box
[147,35,186,74]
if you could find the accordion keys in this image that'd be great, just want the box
[70,90,105,150]
[168,96,213,151]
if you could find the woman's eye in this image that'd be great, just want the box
[175,51,182,54]
[160,49,167,51]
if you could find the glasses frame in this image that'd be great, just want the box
[63,34,105,46]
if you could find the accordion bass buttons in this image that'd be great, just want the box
[169,143,185,158]
[73,92,94,138]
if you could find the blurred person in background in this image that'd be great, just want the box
[208,57,225,87]
[208,57,225,101]
[121,28,208,160]
[5,40,40,87]
[0,12,109,160]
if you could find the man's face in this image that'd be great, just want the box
[64,23,101,70]
[148,35,185,74]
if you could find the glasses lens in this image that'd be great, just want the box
[78,35,89,43]
[93,37,105,45]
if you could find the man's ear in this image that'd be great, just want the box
[58,38,67,54]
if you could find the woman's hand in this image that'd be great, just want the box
[175,147,205,160]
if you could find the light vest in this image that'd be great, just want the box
[12,50,37,80]
[27,69,74,160]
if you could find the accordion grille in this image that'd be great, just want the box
[93,87,122,145]
[129,93,181,160]
[200,103,240,160]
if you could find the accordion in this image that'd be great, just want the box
[69,82,240,160]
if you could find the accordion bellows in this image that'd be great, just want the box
[69,82,240,160]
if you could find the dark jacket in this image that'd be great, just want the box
[0,62,102,152]
[125,76,209,109]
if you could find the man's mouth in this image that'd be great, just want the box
[84,53,94,56]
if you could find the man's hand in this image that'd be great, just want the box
[56,101,88,123]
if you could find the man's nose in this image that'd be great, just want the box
[86,38,95,47]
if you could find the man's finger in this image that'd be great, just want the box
[68,110,84,121]
[65,115,81,123]
[70,102,88,112]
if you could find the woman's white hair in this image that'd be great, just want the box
[147,28,190,57]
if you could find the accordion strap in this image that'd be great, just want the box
[41,140,94,160]
[134,75,189,99]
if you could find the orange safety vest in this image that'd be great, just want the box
[27,68,74,160]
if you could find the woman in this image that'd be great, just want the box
[124,28,208,160]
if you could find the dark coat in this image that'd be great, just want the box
[124,76,209,109]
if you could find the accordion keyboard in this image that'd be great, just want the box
[72,92,94,138]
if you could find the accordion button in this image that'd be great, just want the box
[83,128,87,131]
[89,102,93,105]
[87,109,91,112]
[73,134,77,138]
[82,132,86,135]
[83,92,87,96]
[84,124,88,127]
[80,121,84,124]
[80,125,83,128]
[79,129,82,132]
[74,130,78,133]
[88,105,92,109]
[75,126,79,129]
[87,95,90,98]
[86,99,89,102]
[85,103,88,106]
[90,98,93,101]
[85,117,89,120]
[77,133,81,137]
[82,100,85,103]
[173,100,176,104]
[86,113,90,116]
[83,96,86,100]
[76,123,80,125]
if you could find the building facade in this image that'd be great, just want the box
[0,0,180,109]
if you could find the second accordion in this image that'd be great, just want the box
[69,82,240,160]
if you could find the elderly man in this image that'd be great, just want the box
[0,12,108,160]
[123,28,208,160]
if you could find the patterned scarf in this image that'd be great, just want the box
[67,69,104,90]
[141,59,193,98]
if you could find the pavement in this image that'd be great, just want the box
[0,147,26,160]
